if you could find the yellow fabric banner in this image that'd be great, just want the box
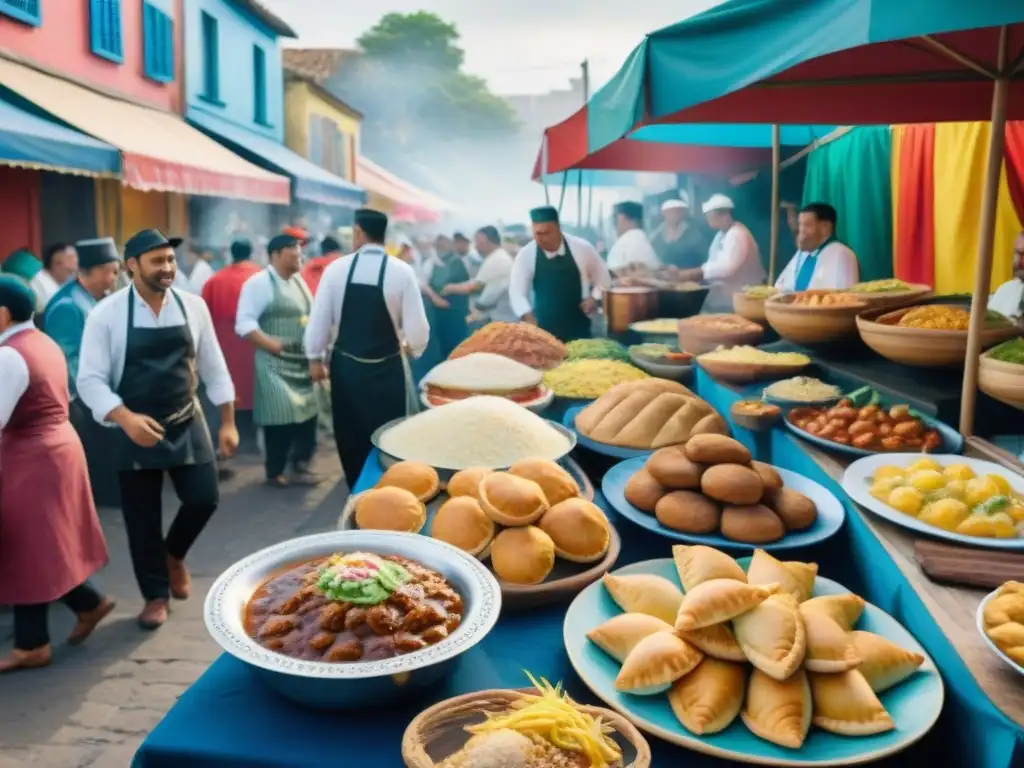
[932,122,1023,294]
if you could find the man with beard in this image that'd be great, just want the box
[77,229,238,629]
[236,232,319,487]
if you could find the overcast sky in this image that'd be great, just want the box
[261,0,722,95]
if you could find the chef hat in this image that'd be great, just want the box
[530,206,560,224]
[1,248,42,281]
[0,275,36,322]
[702,193,735,214]
[661,196,689,212]
[76,237,120,269]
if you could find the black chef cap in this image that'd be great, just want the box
[76,237,120,269]
[231,239,253,261]
[354,208,388,242]
[530,206,559,224]
[0,275,36,322]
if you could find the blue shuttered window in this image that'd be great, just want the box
[0,0,41,26]
[200,11,221,103]
[253,45,268,125]
[143,2,174,83]
[90,0,123,63]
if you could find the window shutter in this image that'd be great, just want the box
[90,0,123,63]
[0,0,41,26]
[309,116,324,166]
[143,2,174,83]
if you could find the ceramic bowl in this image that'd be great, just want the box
[676,314,764,355]
[764,292,868,346]
[697,355,810,384]
[978,350,1024,411]
[732,291,772,323]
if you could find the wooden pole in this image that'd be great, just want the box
[960,28,1010,436]
[768,124,781,284]
[557,171,569,214]
[579,59,591,228]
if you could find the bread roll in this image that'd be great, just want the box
[509,458,579,505]
[685,434,752,466]
[656,491,720,534]
[354,487,426,533]
[431,496,495,556]
[646,447,704,490]
[701,464,764,505]
[721,504,786,544]
[625,469,666,512]
[490,526,556,585]
[769,487,818,531]
[446,467,494,500]
[479,472,548,526]
[751,461,784,494]
[376,461,441,502]
[538,498,610,562]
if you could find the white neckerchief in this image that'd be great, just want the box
[0,320,34,345]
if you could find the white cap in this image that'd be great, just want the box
[702,193,735,214]
[661,197,689,212]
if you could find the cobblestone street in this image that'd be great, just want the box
[0,449,348,768]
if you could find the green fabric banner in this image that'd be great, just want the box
[802,127,894,282]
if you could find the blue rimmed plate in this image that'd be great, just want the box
[563,405,654,459]
[563,558,943,766]
[602,457,845,551]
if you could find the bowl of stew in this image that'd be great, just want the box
[204,530,501,709]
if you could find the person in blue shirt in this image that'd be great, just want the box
[42,238,121,395]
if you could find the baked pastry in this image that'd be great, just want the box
[537,498,610,563]
[701,464,764,505]
[801,594,865,631]
[742,668,812,749]
[799,604,860,673]
[353,487,426,533]
[478,472,549,526]
[768,487,818,531]
[809,670,895,736]
[376,461,441,502]
[489,526,555,585]
[680,623,746,662]
[733,593,806,681]
[985,621,1024,666]
[720,504,785,544]
[509,458,580,506]
[646,446,704,489]
[684,434,751,466]
[574,382,725,449]
[602,573,683,625]
[587,613,674,663]
[668,657,745,735]
[430,496,495,556]
[615,631,703,695]
[850,631,925,692]
[746,549,818,603]
[623,469,666,513]
[674,578,777,631]
[751,461,784,494]
[655,491,720,534]
[446,467,494,499]
[672,544,747,592]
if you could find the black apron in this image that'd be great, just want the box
[533,238,591,342]
[653,224,709,270]
[115,288,215,471]
[429,254,470,357]
[330,249,412,482]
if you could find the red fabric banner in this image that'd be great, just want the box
[894,125,936,286]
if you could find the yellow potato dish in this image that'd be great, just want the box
[867,460,1024,539]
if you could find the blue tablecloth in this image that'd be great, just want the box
[134,372,1024,768]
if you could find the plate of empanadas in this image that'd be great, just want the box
[977,581,1024,676]
[563,545,943,765]
[339,459,621,609]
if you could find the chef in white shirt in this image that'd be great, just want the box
[674,194,767,313]
[442,225,517,323]
[775,202,860,293]
[989,230,1024,329]
[187,246,215,295]
[30,243,78,309]
[606,201,661,273]
[77,228,238,631]
[508,206,611,342]
[304,208,430,484]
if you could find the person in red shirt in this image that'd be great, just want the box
[201,240,261,412]
[300,236,343,297]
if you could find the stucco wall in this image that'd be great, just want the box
[283,80,360,181]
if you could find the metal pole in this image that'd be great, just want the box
[579,59,590,228]
[542,133,551,206]
[768,124,781,284]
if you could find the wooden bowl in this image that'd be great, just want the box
[979,350,1024,411]
[730,400,782,431]
[677,314,764,355]
[856,305,1019,368]
[764,291,868,346]
[732,291,771,323]
[848,283,933,310]
[697,355,810,384]
[402,688,652,768]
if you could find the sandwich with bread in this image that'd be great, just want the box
[421,352,550,407]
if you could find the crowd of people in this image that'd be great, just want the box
[1,193,1022,673]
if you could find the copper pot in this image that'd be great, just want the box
[605,286,658,334]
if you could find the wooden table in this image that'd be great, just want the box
[799,437,1024,727]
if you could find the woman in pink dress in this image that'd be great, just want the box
[0,276,113,672]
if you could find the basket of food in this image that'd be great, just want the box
[979,338,1024,411]
[402,674,651,767]
[696,346,811,384]
[846,279,933,310]
[764,290,869,346]
[856,304,1018,367]
[676,313,764,355]
[732,285,778,323]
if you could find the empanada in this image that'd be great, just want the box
[733,593,806,681]
[800,594,865,631]
[809,670,895,736]
[680,623,746,662]
[674,579,777,632]
[603,573,683,625]
[672,544,746,592]
[799,604,860,673]
[615,631,703,695]
[983,590,1024,627]
[668,657,746,735]
[587,613,674,663]
[741,668,812,749]
[746,549,817,603]
[851,630,925,693]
